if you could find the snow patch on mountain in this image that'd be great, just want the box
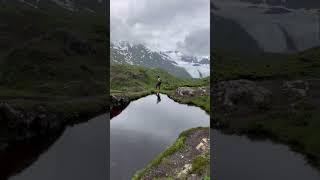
[111,41,210,78]
[161,51,210,78]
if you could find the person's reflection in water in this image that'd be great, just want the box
[156,93,161,104]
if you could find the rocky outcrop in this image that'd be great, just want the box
[110,95,131,119]
[213,80,272,111]
[283,80,309,99]
[176,87,195,96]
[0,103,64,142]
[176,86,209,97]
[0,103,22,123]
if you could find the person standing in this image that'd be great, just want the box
[155,76,161,90]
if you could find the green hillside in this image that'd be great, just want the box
[213,47,320,81]
[110,64,210,112]
[0,2,107,120]
[111,64,209,93]
[0,4,106,98]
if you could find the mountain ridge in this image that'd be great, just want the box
[110,41,210,79]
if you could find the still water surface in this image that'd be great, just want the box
[5,93,319,180]
[110,94,209,179]
[9,114,108,180]
[213,130,320,180]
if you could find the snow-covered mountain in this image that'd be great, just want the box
[161,51,210,78]
[110,41,210,78]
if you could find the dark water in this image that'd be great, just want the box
[8,114,108,180]
[110,94,210,180]
[213,130,320,180]
[4,93,319,180]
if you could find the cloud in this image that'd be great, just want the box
[110,0,210,56]
[177,28,210,56]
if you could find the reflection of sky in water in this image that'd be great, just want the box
[10,114,108,180]
[214,0,320,52]
[111,94,209,140]
[213,130,320,180]
[110,94,209,180]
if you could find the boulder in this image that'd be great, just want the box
[283,80,309,98]
[0,103,64,141]
[197,86,209,96]
[213,80,272,111]
[176,87,195,96]
[0,103,21,122]
[110,95,131,119]
[176,86,209,97]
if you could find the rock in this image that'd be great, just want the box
[213,80,272,111]
[196,138,210,152]
[176,86,209,97]
[176,87,195,96]
[110,95,130,109]
[0,103,21,122]
[35,105,47,113]
[177,164,192,178]
[187,174,199,180]
[283,80,309,98]
[0,102,64,142]
[110,95,131,118]
[197,86,209,96]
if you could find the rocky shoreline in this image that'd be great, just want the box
[133,128,210,180]
[0,96,107,151]
[212,78,320,169]
[110,86,210,119]
[0,103,64,144]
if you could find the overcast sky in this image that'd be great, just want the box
[110,0,210,56]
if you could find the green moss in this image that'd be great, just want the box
[191,153,210,175]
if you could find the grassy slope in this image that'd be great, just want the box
[213,47,320,81]
[0,4,107,116]
[213,47,320,168]
[110,64,210,112]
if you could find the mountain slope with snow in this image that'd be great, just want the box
[161,51,210,78]
[110,41,210,78]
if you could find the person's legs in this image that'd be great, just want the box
[155,82,160,90]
